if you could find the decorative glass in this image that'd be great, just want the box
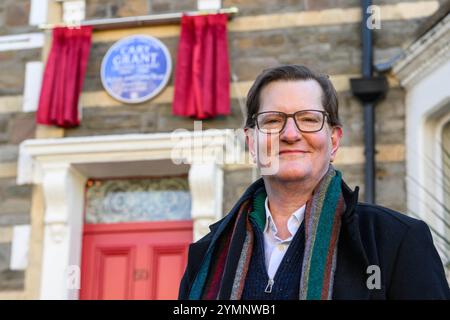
[85,176,191,224]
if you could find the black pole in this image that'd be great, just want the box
[362,0,373,78]
[361,0,375,204]
[363,102,375,204]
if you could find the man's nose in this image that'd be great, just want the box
[280,117,302,141]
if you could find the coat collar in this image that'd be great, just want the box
[340,181,369,267]
[208,177,265,233]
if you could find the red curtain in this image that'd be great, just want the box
[173,14,230,119]
[37,26,92,128]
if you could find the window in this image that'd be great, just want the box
[85,176,191,224]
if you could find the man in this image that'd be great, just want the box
[178,65,450,299]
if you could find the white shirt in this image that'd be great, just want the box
[263,196,305,280]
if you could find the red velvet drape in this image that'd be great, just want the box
[173,14,230,119]
[37,26,92,128]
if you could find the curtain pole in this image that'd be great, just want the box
[39,7,239,31]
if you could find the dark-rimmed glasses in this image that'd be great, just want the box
[252,110,329,134]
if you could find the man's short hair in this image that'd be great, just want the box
[245,64,342,128]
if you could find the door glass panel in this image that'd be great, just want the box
[85,176,191,224]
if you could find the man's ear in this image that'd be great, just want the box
[244,127,257,163]
[330,126,343,162]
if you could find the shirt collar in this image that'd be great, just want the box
[263,196,306,235]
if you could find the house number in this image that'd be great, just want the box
[133,269,149,281]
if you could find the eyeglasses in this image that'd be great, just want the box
[252,110,329,134]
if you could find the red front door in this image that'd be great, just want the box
[80,220,192,300]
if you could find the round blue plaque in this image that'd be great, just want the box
[101,35,172,104]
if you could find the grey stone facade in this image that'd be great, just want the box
[0,49,41,95]
[0,0,35,36]
[85,0,198,19]
[0,0,444,291]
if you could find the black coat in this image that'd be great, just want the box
[179,178,450,300]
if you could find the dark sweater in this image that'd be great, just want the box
[241,217,305,300]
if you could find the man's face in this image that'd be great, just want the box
[245,80,342,183]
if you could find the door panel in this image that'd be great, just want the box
[98,248,134,300]
[80,220,192,300]
[151,246,188,300]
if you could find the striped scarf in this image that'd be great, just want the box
[189,165,346,300]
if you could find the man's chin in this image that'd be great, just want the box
[269,167,310,181]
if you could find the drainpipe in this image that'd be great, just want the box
[350,0,388,204]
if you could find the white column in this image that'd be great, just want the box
[62,0,86,24]
[39,163,86,300]
[22,62,44,113]
[10,225,31,271]
[29,0,49,25]
[197,0,222,10]
[189,163,223,242]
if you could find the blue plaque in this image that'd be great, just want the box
[101,35,172,104]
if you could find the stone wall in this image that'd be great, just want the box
[0,241,25,290]
[0,108,33,290]
[85,0,197,18]
[0,0,34,293]
[223,0,443,15]
[223,167,255,215]
[0,0,446,293]
[0,49,41,95]
[0,0,35,36]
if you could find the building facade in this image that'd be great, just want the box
[0,0,448,299]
